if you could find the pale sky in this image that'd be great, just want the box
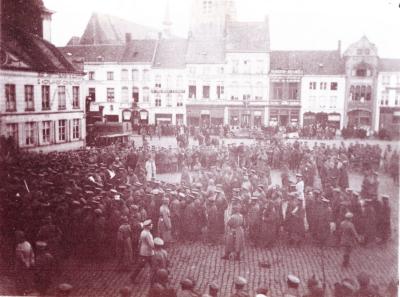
[44,0,400,58]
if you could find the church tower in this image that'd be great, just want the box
[189,0,236,37]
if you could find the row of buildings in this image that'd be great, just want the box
[1,0,400,152]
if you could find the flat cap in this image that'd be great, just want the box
[58,283,73,292]
[154,237,164,246]
[287,274,300,284]
[235,276,247,286]
[143,219,152,227]
[345,212,353,219]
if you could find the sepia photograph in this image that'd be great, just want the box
[0,0,399,296]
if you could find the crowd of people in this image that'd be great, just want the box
[0,137,398,296]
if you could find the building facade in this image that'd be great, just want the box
[1,0,85,152]
[375,59,400,135]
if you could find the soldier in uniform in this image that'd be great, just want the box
[148,269,177,297]
[158,198,173,244]
[247,197,261,245]
[151,238,169,284]
[178,278,201,297]
[116,216,133,271]
[33,241,54,295]
[339,212,361,268]
[131,220,154,283]
[377,195,391,244]
[230,276,250,297]
[222,205,245,261]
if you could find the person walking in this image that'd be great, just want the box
[221,205,245,261]
[340,212,361,268]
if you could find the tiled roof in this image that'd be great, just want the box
[152,39,187,68]
[1,25,80,74]
[270,50,344,75]
[186,37,225,64]
[59,45,125,62]
[120,40,157,63]
[225,21,270,52]
[79,13,159,45]
[59,40,157,63]
[378,58,400,72]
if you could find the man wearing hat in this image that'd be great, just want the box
[179,278,200,297]
[340,212,361,268]
[131,219,154,283]
[158,197,173,244]
[151,238,169,284]
[230,276,250,297]
[283,274,300,297]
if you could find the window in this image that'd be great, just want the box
[217,85,224,99]
[329,96,337,108]
[7,123,18,142]
[309,96,316,106]
[177,94,183,107]
[355,86,360,101]
[42,121,51,143]
[121,69,129,81]
[319,96,326,108]
[288,82,299,100]
[243,60,251,73]
[25,122,35,145]
[256,60,264,73]
[143,69,150,82]
[364,49,370,55]
[41,85,50,110]
[110,105,114,111]
[88,88,96,101]
[177,76,183,88]
[217,67,224,74]
[255,82,263,100]
[309,82,316,90]
[166,93,172,107]
[88,71,95,80]
[72,86,80,109]
[72,119,80,139]
[230,81,239,100]
[189,85,197,99]
[132,87,139,103]
[381,91,388,104]
[132,69,139,81]
[166,75,172,88]
[382,75,390,85]
[107,71,114,80]
[25,85,34,111]
[155,94,162,106]
[58,86,66,110]
[356,68,367,77]
[273,82,283,99]
[397,76,400,85]
[366,86,372,101]
[351,85,372,101]
[203,67,210,75]
[232,60,239,73]
[357,49,363,55]
[143,87,150,103]
[122,87,129,103]
[320,82,327,90]
[330,82,338,90]
[5,84,16,111]
[58,120,66,141]
[107,88,115,102]
[203,0,212,14]
[155,75,162,88]
[203,85,210,99]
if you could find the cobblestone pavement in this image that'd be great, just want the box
[0,172,397,297]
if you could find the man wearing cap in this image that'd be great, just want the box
[131,220,155,283]
[148,268,177,297]
[340,212,361,268]
[283,274,301,297]
[377,195,391,244]
[117,217,133,271]
[206,195,219,244]
[151,238,169,284]
[247,197,261,245]
[230,276,250,297]
[178,278,200,297]
[33,241,54,295]
[222,205,245,261]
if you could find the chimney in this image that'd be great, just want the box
[337,40,341,54]
[125,33,132,44]
[41,7,54,42]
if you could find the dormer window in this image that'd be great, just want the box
[356,49,363,55]
[356,69,367,77]
[364,49,370,55]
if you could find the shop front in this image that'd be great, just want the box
[228,107,265,128]
[155,113,173,125]
[303,112,341,128]
[347,109,371,128]
[269,108,299,127]
[379,107,400,136]
[186,106,224,127]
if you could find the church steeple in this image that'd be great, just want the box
[162,0,172,38]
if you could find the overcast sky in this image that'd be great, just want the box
[44,0,400,58]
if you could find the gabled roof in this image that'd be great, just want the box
[270,50,344,75]
[120,40,158,63]
[186,37,225,64]
[1,25,81,74]
[153,39,187,68]
[59,40,157,63]
[225,21,270,53]
[343,35,378,57]
[378,58,400,72]
[79,13,160,45]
